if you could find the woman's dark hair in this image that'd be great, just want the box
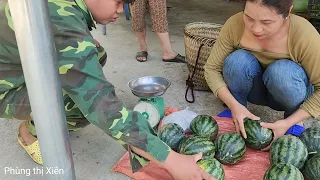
[246,0,293,18]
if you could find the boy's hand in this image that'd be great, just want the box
[164,151,215,180]
[129,146,215,180]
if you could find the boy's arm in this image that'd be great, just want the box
[54,28,170,172]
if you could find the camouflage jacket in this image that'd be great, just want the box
[0,0,170,172]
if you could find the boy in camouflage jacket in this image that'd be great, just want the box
[0,0,214,179]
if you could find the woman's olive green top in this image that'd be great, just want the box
[204,12,320,118]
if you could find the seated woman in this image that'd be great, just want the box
[204,0,319,149]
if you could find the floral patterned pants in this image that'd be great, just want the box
[130,0,169,33]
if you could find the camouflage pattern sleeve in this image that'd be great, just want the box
[0,0,171,172]
[54,28,171,172]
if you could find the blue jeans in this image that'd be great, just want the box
[223,49,314,118]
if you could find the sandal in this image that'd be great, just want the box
[162,54,186,63]
[17,122,43,165]
[136,51,148,62]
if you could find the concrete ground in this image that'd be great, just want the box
[1,0,319,180]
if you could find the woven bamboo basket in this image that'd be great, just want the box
[184,22,223,91]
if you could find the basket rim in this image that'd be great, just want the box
[184,22,223,46]
[184,22,222,37]
[184,21,224,28]
[184,22,223,31]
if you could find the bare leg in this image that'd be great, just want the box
[137,29,147,51]
[136,29,148,61]
[156,32,177,60]
[147,0,184,62]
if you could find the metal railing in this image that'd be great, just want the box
[8,0,76,179]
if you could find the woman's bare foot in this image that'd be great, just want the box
[19,121,37,146]
[162,51,178,60]
[136,44,148,62]
[136,30,148,62]
[162,51,186,63]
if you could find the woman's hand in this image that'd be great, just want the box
[163,151,215,180]
[216,87,260,138]
[260,119,291,151]
[230,103,260,139]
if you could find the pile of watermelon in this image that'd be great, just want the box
[157,115,320,180]
[264,126,320,180]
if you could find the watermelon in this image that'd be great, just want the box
[178,135,216,158]
[303,154,320,180]
[215,132,246,164]
[178,135,189,151]
[264,163,304,180]
[197,158,225,180]
[270,135,308,169]
[300,127,320,158]
[243,118,273,150]
[158,123,185,151]
[190,115,219,140]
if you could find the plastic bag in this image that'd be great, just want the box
[160,109,198,132]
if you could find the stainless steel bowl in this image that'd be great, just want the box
[128,76,171,97]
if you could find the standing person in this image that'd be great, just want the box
[204,0,320,150]
[0,0,214,179]
[130,0,186,63]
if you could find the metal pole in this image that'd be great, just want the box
[8,0,76,179]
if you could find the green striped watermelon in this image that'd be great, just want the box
[178,135,216,158]
[270,135,308,169]
[190,115,219,140]
[303,154,320,180]
[158,123,185,151]
[263,163,304,180]
[243,118,273,150]
[197,158,225,180]
[215,132,246,164]
[300,127,320,158]
[178,135,189,151]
